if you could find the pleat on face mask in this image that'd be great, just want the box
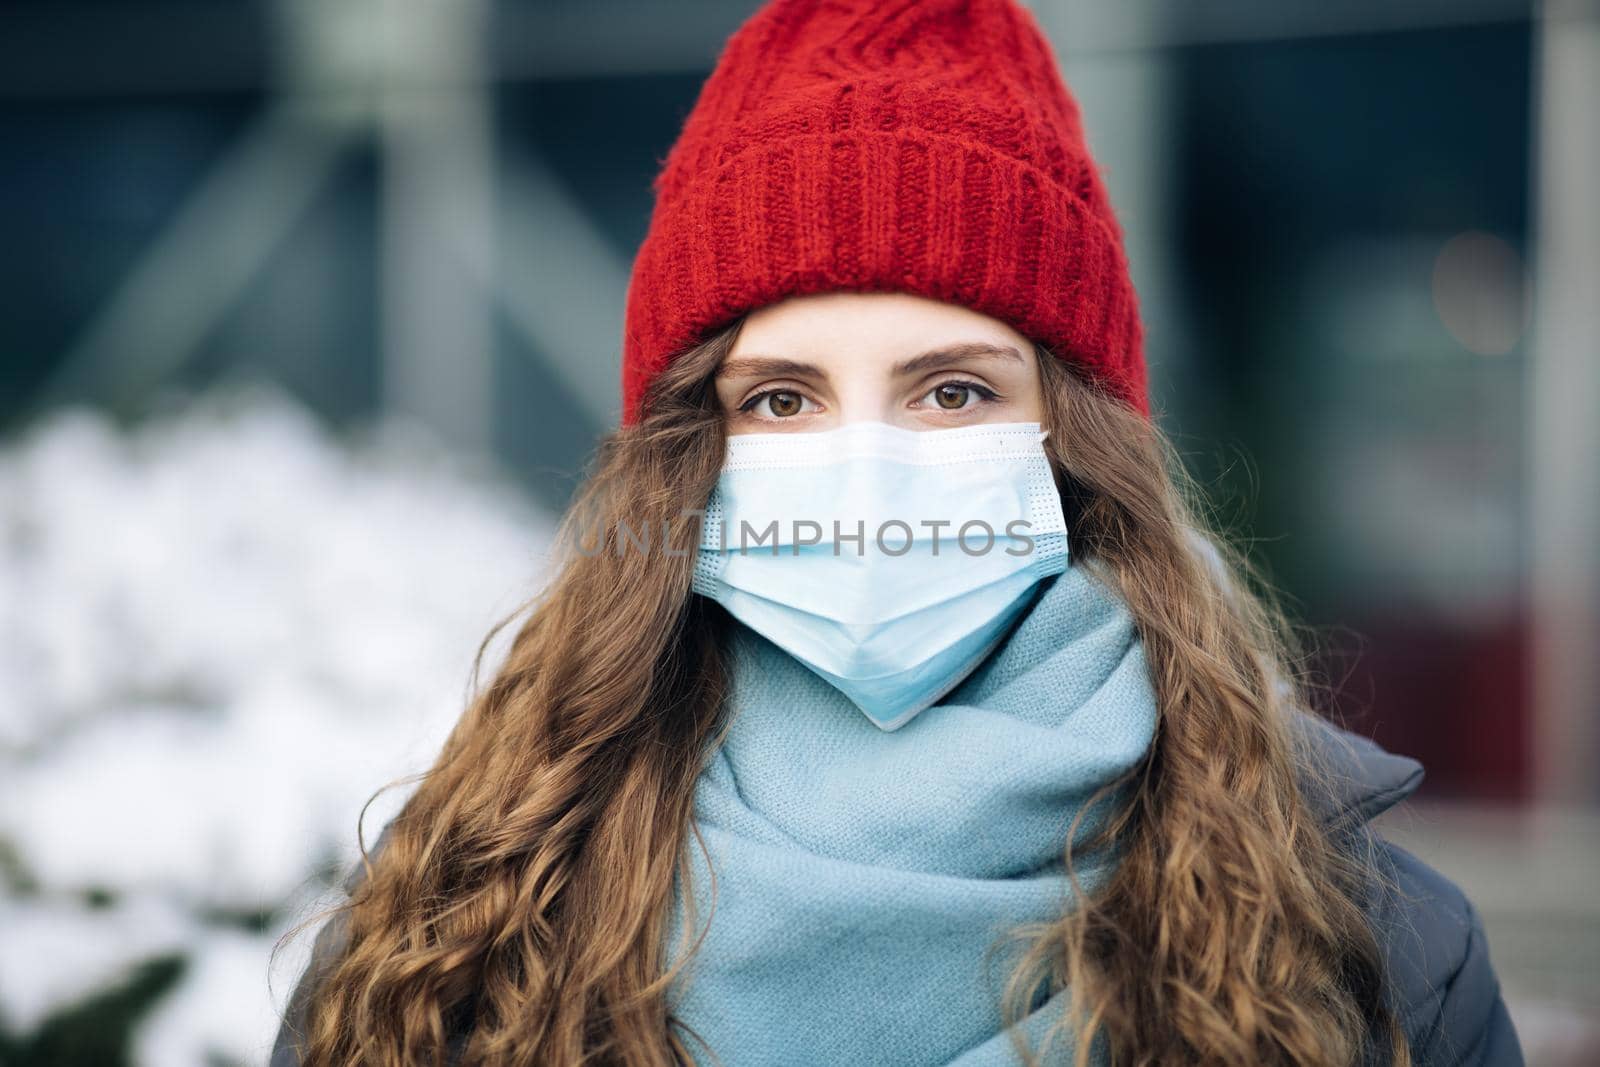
[691,421,1070,730]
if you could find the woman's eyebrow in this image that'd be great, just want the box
[892,343,1024,376]
[718,343,1022,381]
[715,356,825,380]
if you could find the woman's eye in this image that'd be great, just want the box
[919,380,994,411]
[743,389,813,418]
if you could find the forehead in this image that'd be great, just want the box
[728,291,1034,363]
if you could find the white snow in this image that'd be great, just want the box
[0,381,560,1065]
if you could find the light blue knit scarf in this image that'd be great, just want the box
[662,561,1161,1066]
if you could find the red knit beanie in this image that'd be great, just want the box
[619,0,1147,425]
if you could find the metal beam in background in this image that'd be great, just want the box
[373,0,498,459]
[477,144,628,434]
[1027,1,1192,406]
[24,100,354,420]
[22,0,545,464]
[1527,0,1600,805]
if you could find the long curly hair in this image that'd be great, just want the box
[272,317,1411,1067]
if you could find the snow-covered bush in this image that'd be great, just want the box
[0,382,557,1066]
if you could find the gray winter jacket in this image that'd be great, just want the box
[270,712,1525,1066]
[1294,712,1524,1066]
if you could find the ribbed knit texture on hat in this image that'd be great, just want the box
[620,0,1147,425]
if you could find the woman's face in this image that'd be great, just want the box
[714,291,1045,434]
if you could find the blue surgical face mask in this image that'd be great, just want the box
[691,420,1070,730]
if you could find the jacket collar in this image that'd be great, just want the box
[1288,708,1425,828]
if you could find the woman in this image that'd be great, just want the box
[271,1,1523,1064]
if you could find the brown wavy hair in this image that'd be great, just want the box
[272,317,1411,1067]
